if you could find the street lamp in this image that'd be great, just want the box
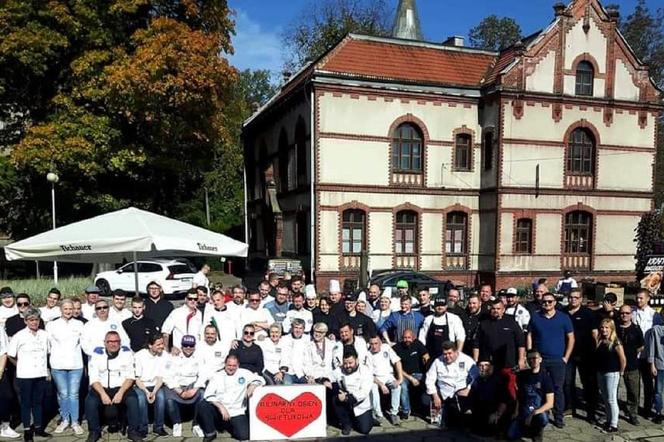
[46,172,59,285]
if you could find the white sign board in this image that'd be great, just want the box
[249,385,327,440]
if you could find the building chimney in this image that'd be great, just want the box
[391,0,423,41]
[281,70,292,84]
[606,6,620,23]
[442,36,465,47]
[553,2,566,17]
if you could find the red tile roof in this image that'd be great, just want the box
[319,36,497,88]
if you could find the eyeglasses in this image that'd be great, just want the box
[181,344,195,349]
[243,331,255,336]
[95,306,109,311]
[186,297,197,301]
[620,312,632,315]
[16,302,30,307]
[105,340,120,344]
[249,299,260,303]
[542,300,555,305]
[527,357,540,361]
[569,296,581,300]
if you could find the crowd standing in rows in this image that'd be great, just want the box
[0,268,661,442]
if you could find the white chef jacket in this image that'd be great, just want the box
[368,343,401,384]
[303,338,335,380]
[332,336,369,369]
[134,348,169,388]
[81,318,131,356]
[280,334,308,377]
[81,303,96,321]
[88,347,135,389]
[109,307,132,324]
[164,351,206,389]
[192,271,209,291]
[8,328,48,379]
[203,368,265,417]
[236,306,274,339]
[282,307,314,333]
[39,306,61,323]
[0,305,18,326]
[425,352,478,400]
[0,326,7,355]
[332,364,374,416]
[202,304,239,343]
[197,340,230,380]
[161,305,203,350]
[46,317,84,370]
[418,312,466,346]
[257,338,285,374]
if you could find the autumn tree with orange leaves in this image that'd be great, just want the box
[0,0,250,239]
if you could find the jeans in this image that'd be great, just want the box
[371,381,401,416]
[84,387,140,434]
[195,400,249,440]
[133,386,166,433]
[400,373,423,414]
[654,369,664,415]
[597,372,620,428]
[16,377,47,430]
[507,411,549,439]
[563,357,598,418]
[165,390,203,424]
[51,368,83,424]
[542,358,566,425]
[623,369,640,418]
[333,401,373,434]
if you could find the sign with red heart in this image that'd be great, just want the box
[250,386,327,440]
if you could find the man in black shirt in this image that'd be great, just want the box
[462,294,482,356]
[393,329,429,419]
[330,292,376,340]
[509,350,554,442]
[6,293,44,337]
[446,289,468,323]
[564,289,598,422]
[594,292,619,329]
[617,305,644,425]
[229,324,264,375]
[122,296,160,352]
[72,298,88,323]
[417,288,434,317]
[143,281,173,329]
[473,299,525,403]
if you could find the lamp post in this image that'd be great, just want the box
[46,172,59,285]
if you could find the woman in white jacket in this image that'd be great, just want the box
[257,323,286,384]
[303,322,335,383]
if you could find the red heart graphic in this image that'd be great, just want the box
[255,392,322,437]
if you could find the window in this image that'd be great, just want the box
[575,61,594,96]
[567,128,594,175]
[515,219,533,254]
[395,211,418,254]
[392,123,423,172]
[139,263,162,273]
[295,119,307,185]
[445,212,467,255]
[342,210,365,254]
[454,134,471,171]
[564,211,591,253]
[483,132,493,171]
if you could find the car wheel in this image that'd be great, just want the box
[96,279,111,296]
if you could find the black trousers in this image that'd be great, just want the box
[332,398,373,435]
[563,356,598,418]
[640,359,655,416]
[195,400,249,440]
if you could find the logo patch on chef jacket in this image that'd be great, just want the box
[215,352,222,357]
[459,362,465,369]
[238,377,246,385]
[383,351,388,358]
[110,324,117,330]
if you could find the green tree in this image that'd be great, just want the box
[282,0,391,70]
[468,15,522,51]
[0,0,242,239]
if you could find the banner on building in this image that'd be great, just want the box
[249,385,327,440]
[641,255,664,294]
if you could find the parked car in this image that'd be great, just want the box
[94,259,196,298]
[369,270,446,296]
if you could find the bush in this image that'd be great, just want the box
[0,277,90,306]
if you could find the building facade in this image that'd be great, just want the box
[243,0,662,290]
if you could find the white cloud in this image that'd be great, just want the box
[229,9,284,75]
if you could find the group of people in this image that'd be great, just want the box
[0,269,661,442]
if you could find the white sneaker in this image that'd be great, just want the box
[192,425,204,437]
[172,423,182,437]
[71,423,84,435]
[54,420,69,434]
[0,423,20,439]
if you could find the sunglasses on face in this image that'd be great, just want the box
[105,340,120,344]
[243,331,255,336]
[542,300,555,305]
[186,298,197,301]
[17,302,29,307]
[181,344,195,349]
[96,306,109,311]
[249,299,260,303]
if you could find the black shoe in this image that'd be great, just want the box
[341,426,351,436]
[107,424,120,434]
[33,429,50,438]
[86,432,101,442]
[203,435,216,442]
[607,426,619,433]
[153,427,169,436]
[653,414,663,424]
[399,411,410,420]
[128,431,144,442]
[628,415,640,426]
[372,418,382,426]
[553,421,565,429]
[23,430,33,442]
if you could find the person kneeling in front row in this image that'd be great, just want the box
[331,347,375,435]
[196,354,265,441]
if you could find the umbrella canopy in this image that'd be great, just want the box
[4,207,248,263]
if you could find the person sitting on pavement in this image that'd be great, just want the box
[470,359,510,437]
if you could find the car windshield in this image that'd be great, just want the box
[168,264,193,275]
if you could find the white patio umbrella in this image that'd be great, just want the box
[4,207,248,293]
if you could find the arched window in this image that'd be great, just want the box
[564,211,592,254]
[575,61,594,96]
[342,210,365,255]
[392,123,423,172]
[515,218,533,254]
[453,134,472,171]
[445,212,467,255]
[395,211,418,254]
[567,128,595,175]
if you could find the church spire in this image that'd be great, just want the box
[391,0,423,40]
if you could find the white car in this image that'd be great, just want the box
[94,259,196,297]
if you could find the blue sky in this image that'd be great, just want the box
[227,0,660,75]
